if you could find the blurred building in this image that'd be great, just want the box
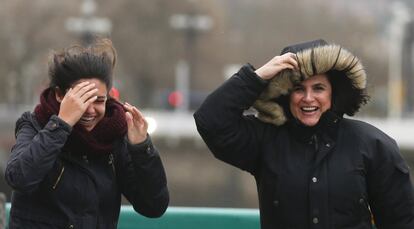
[388,1,414,118]
[1,0,414,209]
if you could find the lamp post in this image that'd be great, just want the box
[169,12,212,112]
[0,193,5,229]
[65,0,112,45]
[402,19,414,116]
[388,2,411,119]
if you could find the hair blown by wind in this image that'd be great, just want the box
[48,38,117,92]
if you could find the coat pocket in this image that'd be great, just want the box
[257,168,283,224]
[43,159,65,190]
[261,171,280,206]
[52,165,65,190]
[395,161,410,174]
[357,196,372,221]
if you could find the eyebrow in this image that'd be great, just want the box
[313,83,327,87]
[97,96,107,100]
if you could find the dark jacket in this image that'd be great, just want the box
[194,64,414,229]
[5,112,169,229]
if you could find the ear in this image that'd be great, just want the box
[54,87,65,103]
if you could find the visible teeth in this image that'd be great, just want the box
[301,106,317,111]
[80,117,94,122]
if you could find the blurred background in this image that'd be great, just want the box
[0,0,413,208]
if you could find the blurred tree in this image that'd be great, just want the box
[0,1,81,105]
[0,0,412,209]
[0,0,400,115]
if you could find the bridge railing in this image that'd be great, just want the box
[4,203,260,229]
[3,203,380,229]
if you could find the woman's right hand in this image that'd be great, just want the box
[58,81,98,127]
[254,52,299,80]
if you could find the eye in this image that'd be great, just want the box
[292,85,304,92]
[313,84,326,91]
[94,96,107,104]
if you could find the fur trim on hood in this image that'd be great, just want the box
[253,39,368,126]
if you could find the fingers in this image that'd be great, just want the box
[58,81,103,127]
[70,81,92,95]
[124,102,145,123]
[124,106,148,144]
[124,102,149,143]
[286,53,299,70]
[64,81,99,104]
[75,82,97,99]
[84,95,98,106]
[278,52,299,70]
[125,111,134,128]
[255,52,300,80]
[80,87,98,101]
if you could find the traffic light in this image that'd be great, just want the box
[109,87,120,100]
[168,90,183,108]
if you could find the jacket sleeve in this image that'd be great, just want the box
[116,135,169,218]
[365,130,414,229]
[5,112,72,193]
[193,64,268,174]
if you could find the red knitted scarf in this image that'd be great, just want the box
[34,88,127,155]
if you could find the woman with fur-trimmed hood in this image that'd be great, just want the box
[194,39,414,229]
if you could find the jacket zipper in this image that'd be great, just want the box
[108,153,116,175]
[312,134,319,152]
[52,166,65,190]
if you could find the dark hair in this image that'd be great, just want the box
[327,70,370,116]
[48,38,117,93]
[275,71,370,120]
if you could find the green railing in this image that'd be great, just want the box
[4,203,378,228]
[5,204,260,229]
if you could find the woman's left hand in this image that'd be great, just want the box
[124,102,148,144]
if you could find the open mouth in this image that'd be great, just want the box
[79,116,95,125]
[301,106,318,113]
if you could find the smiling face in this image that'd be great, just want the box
[76,78,108,131]
[289,74,332,127]
[56,78,108,131]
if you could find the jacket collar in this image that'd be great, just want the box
[287,110,341,144]
[287,110,341,168]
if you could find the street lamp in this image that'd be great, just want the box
[169,13,213,112]
[65,0,112,45]
[388,2,411,119]
[170,14,213,32]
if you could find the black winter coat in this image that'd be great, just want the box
[194,64,414,229]
[5,112,169,229]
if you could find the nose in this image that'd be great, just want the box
[84,104,95,114]
[302,90,314,102]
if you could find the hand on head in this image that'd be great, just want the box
[255,52,299,80]
[123,102,148,144]
[57,81,98,127]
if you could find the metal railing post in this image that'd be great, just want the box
[0,193,6,229]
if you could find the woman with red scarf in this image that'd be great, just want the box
[5,38,169,228]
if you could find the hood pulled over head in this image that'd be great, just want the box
[253,39,368,126]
